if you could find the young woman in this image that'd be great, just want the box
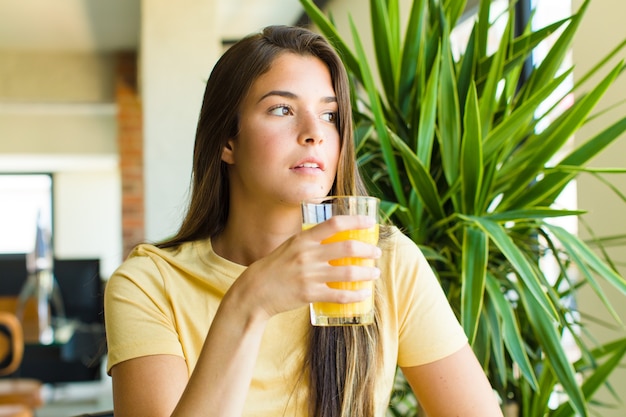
[105,25,503,417]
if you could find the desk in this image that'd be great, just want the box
[19,321,105,384]
[0,292,105,385]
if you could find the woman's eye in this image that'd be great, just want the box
[269,105,292,116]
[321,112,337,123]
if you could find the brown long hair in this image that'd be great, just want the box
[160,25,381,417]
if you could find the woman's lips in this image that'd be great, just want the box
[292,158,325,172]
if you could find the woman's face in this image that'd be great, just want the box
[222,52,341,208]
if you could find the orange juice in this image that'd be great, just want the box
[305,224,379,325]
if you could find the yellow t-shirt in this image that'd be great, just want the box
[105,227,467,416]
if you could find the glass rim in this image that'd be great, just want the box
[301,195,380,205]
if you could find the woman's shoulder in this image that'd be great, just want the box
[380,225,424,256]
[378,226,436,288]
[109,240,205,281]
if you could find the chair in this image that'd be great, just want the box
[0,312,23,376]
[0,312,44,417]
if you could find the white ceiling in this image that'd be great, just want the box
[0,0,306,52]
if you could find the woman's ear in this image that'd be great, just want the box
[221,138,236,165]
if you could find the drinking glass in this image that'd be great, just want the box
[301,196,379,326]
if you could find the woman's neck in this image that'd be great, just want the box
[212,202,301,266]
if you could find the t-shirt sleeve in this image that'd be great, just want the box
[388,231,468,367]
[104,250,184,373]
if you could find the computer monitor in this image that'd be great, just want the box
[54,258,102,324]
[0,254,102,324]
[0,253,28,296]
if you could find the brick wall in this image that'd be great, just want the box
[116,52,144,258]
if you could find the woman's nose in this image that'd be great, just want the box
[297,112,324,145]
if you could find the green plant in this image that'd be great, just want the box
[300,0,626,416]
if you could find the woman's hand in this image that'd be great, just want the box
[232,214,382,320]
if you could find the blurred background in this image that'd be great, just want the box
[0,0,623,416]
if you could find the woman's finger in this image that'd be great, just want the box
[302,215,376,242]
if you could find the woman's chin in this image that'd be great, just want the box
[291,185,332,202]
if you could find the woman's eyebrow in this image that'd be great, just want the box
[258,90,337,104]
[258,90,297,103]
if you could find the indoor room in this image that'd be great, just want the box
[0,0,624,416]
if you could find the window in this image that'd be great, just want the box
[0,174,53,254]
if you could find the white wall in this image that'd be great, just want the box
[573,1,626,416]
[0,51,122,279]
[0,51,114,102]
[0,108,116,154]
[141,0,221,242]
[54,169,121,278]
